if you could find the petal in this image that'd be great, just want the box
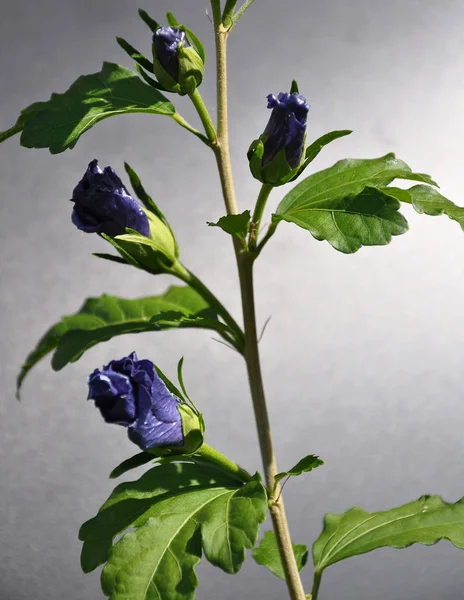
[128,409,183,450]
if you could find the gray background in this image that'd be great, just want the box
[1,0,464,598]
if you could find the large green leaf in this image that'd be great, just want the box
[275,186,409,254]
[1,62,175,153]
[16,286,230,398]
[79,460,268,600]
[313,495,464,573]
[252,530,308,580]
[275,154,437,253]
[381,185,464,230]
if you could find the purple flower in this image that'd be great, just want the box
[87,352,184,451]
[153,26,188,82]
[71,160,150,238]
[263,92,309,168]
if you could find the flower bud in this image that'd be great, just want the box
[152,26,204,95]
[71,160,149,237]
[87,352,204,454]
[248,91,310,186]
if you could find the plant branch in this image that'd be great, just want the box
[171,112,212,146]
[188,89,218,144]
[222,0,238,26]
[230,0,256,30]
[212,19,307,600]
[311,571,322,600]
[249,183,273,250]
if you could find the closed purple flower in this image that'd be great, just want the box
[263,92,309,168]
[87,352,184,451]
[153,26,187,82]
[71,160,150,238]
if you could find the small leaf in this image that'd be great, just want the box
[275,454,324,485]
[16,286,225,397]
[79,461,268,599]
[208,210,251,240]
[275,186,409,254]
[109,452,155,479]
[313,495,464,573]
[252,530,308,580]
[7,63,174,153]
[382,185,464,230]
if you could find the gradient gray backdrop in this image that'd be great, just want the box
[1,1,464,598]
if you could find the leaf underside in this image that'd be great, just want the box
[252,530,308,580]
[16,286,223,398]
[313,494,464,572]
[80,460,268,600]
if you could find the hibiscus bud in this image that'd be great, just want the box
[248,91,310,186]
[71,160,150,238]
[152,26,204,95]
[87,352,203,453]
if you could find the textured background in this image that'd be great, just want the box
[1,0,464,599]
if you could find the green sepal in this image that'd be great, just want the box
[178,403,205,454]
[290,79,299,94]
[247,137,302,186]
[166,11,180,26]
[116,36,153,73]
[138,9,159,33]
[109,452,155,479]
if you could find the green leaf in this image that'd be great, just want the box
[381,185,464,230]
[290,79,299,94]
[278,153,436,217]
[313,495,464,573]
[207,210,251,240]
[16,286,225,397]
[123,163,169,223]
[92,253,129,266]
[275,186,409,254]
[110,452,156,479]
[275,454,324,485]
[79,460,268,600]
[252,530,308,580]
[6,62,174,153]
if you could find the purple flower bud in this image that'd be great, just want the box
[71,160,150,238]
[153,26,188,82]
[87,352,184,451]
[263,92,309,168]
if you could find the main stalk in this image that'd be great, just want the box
[211,16,307,600]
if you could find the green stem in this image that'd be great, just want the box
[171,112,212,146]
[212,18,307,600]
[210,0,222,24]
[197,443,252,482]
[255,220,279,258]
[249,183,273,251]
[230,0,256,29]
[188,89,218,144]
[222,0,238,26]
[172,262,245,352]
[311,571,322,600]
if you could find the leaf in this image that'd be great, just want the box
[278,153,436,217]
[275,186,409,254]
[138,9,159,33]
[313,495,464,573]
[275,454,324,485]
[252,530,308,580]
[16,286,226,397]
[207,211,251,240]
[79,460,268,600]
[4,62,174,153]
[92,253,129,266]
[110,452,155,479]
[381,185,464,230]
[123,162,168,223]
